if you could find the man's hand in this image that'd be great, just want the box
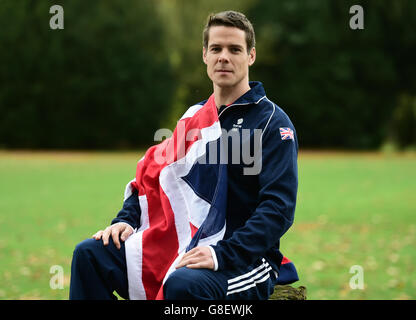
[175,246,214,270]
[92,223,134,250]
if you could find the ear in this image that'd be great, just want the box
[202,47,208,65]
[248,47,256,66]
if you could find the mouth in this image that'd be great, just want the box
[215,69,233,73]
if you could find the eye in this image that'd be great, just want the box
[210,47,221,52]
[231,47,242,53]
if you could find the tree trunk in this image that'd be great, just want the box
[269,285,307,300]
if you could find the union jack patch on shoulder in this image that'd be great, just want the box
[279,127,294,140]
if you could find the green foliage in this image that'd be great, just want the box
[0,0,415,149]
[0,0,175,149]
[390,94,416,148]
[247,0,416,149]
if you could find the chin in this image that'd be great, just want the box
[213,78,237,88]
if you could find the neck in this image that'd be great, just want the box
[213,81,251,109]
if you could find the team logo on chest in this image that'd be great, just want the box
[232,118,244,131]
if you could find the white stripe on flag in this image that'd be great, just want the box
[125,194,150,300]
[180,104,204,120]
[123,179,136,201]
[196,223,226,247]
[138,195,149,231]
[125,230,147,300]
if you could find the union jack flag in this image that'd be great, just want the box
[124,94,227,300]
[280,127,294,140]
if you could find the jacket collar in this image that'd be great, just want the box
[229,81,266,106]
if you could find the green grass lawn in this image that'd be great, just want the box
[0,150,415,300]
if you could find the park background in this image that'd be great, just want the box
[0,0,415,299]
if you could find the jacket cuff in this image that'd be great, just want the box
[208,246,219,271]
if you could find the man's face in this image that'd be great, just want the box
[203,26,256,89]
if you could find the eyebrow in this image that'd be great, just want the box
[209,43,245,50]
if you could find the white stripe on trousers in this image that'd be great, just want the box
[226,259,273,295]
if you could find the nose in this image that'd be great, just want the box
[218,50,230,63]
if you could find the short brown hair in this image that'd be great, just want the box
[203,11,255,53]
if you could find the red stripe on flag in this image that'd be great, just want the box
[189,223,199,238]
[141,187,179,299]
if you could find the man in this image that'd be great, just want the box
[70,10,298,300]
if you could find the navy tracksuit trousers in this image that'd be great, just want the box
[69,238,130,300]
[70,238,278,300]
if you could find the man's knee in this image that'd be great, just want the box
[164,268,196,300]
[164,267,214,300]
[73,238,99,260]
